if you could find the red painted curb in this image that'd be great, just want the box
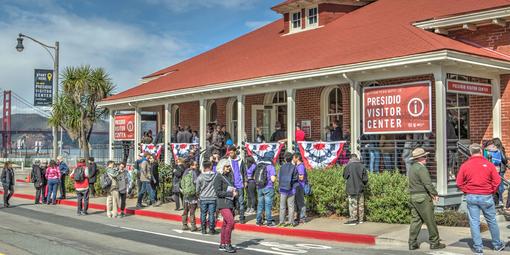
[1,189,376,245]
[16,179,27,183]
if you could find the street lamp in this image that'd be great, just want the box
[16,33,60,159]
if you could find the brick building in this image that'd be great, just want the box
[100,0,510,207]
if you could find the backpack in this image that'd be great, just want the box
[490,150,503,166]
[73,167,85,182]
[100,172,112,190]
[180,171,196,197]
[254,163,268,188]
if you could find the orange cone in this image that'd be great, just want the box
[26,174,31,183]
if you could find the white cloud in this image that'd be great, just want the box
[245,20,272,30]
[0,2,192,105]
[146,0,261,12]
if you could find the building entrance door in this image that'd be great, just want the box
[252,105,275,142]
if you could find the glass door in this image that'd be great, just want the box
[252,105,273,142]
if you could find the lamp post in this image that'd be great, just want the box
[16,33,60,160]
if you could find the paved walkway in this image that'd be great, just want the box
[6,180,510,254]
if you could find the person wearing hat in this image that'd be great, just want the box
[456,143,505,254]
[408,147,445,250]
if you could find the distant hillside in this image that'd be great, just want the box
[1,113,108,132]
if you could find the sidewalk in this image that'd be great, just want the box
[5,180,510,254]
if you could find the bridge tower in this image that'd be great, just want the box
[3,90,11,155]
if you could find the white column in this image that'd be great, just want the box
[134,107,142,157]
[164,103,171,165]
[108,109,115,160]
[286,88,296,152]
[350,80,361,156]
[434,68,448,196]
[199,99,207,157]
[237,95,245,148]
[492,76,502,138]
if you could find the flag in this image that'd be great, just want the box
[141,143,164,160]
[244,142,284,164]
[298,141,345,169]
[171,143,200,161]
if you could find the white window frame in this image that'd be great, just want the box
[320,86,343,140]
[306,6,319,28]
[290,11,302,32]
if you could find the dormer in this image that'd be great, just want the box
[272,0,376,34]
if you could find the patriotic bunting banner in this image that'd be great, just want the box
[245,142,284,164]
[298,141,346,169]
[141,143,164,159]
[171,143,199,161]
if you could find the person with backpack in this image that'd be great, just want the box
[485,138,508,207]
[228,146,247,224]
[105,161,120,218]
[137,153,155,207]
[343,153,368,225]
[214,159,237,253]
[45,160,61,205]
[278,152,299,227]
[32,160,44,204]
[293,153,308,224]
[196,161,218,234]
[57,156,69,200]
[1,162,15,208]
[255,153,277,227]
[88,157,98,198]
[172,157,186,210]
[181,161,200,231]
[70,158,89,215]
[117,162,129,217]
[245,156,257,215]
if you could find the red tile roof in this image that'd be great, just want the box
[106,0,510,102]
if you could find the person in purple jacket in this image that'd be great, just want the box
[228,146,247,224]
[293,153,308,224]
[245,156,257,214]
[256,153,277,227]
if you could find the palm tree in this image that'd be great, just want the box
[49,65,114,160]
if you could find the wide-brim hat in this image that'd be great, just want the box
[216,159,231,174]
[410,148,429,160]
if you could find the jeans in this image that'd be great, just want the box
[89,183,96,197]
[466,194,503,251]
[47,179,60,204]
[235,188,245,221]
[247,182,257,210]
[76,189,89,213]
[382,153,393,171]
[497,170,505,204]
[119,192,127,212]
[220,208,234,245]
[256,187,274,224]
[137,181,155,205]
[35,186,43,203]
[369,149,380,173]
[200,200,217,230]
[173,192,183,210]
[294,185,306,221]
[279,193,295,224]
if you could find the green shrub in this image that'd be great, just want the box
[435,210,469,227]
[306,167,348,216]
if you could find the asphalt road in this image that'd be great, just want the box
[0,198,453,255]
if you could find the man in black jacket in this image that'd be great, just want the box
[88,157,98,197]
[343,153,368,225]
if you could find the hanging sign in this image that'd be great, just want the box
[34,69,53,106]
[447,79,492,96]
[363,81,432,134]
[301,120,311,138]
[114,114,135,140]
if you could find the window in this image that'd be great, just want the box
[307,7,318,27]
[328,88,343,128]
[208,101,217,124]
[172,106,180,128]
[232,100,238,143]
[291,11,301,30]
[272,91,287,104]
[446,93,469,140]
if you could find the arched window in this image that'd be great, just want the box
[321,86,343,140]
[207,100,218,124]
[172,105,180,128]
[272,91,287,104]
[226,98,238,143]
[328,88,343,126]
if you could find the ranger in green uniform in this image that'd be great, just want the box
[408,148,446,250]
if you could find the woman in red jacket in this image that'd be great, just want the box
[45,160,61,205]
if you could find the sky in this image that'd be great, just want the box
[0,0,282,109]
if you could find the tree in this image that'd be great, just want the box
[49,65,114,160]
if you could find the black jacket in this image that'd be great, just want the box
[214,172,235,209]
[1,167,14,187]
[88,162,98,183]
[32,164,44,188]
[343,159,368,195]
[150,162,160,186]
[172,164,185,193]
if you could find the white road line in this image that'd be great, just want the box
[427,252,464,255]
[118,226,295,255]
[172,229,204,236]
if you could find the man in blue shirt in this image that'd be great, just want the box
[228,146,247,224]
